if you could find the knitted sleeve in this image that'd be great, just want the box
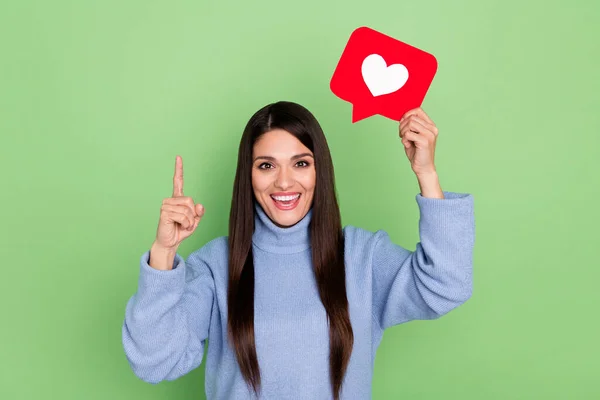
[371,191,475,331]
[122,246,216,383]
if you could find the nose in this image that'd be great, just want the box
[275,166,294,189]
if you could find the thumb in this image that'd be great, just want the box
[195,203,205,217]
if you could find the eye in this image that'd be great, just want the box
[257,160,311,170]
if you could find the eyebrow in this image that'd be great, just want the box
[253,153,314,162]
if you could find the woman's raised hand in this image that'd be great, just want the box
[154,155,205,250]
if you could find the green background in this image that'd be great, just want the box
[1,0,598,399]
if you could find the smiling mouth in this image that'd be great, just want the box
[270,193,301,210]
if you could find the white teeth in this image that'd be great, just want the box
[271,194,300,201]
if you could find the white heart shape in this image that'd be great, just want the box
[361,54,409,97]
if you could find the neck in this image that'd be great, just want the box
[252,200,312,254]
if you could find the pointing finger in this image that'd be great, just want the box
[173,155,184,198]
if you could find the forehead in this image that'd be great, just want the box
[253,129,311,155]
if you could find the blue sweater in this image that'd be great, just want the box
[122,191,475,399]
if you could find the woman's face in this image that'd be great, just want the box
[252,129,316,228]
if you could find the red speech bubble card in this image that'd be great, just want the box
[330,26,438,123]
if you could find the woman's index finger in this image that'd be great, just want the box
[173,155,184,197]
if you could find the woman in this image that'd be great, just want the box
[122,101,475,399]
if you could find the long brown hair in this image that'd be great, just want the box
[227,101,353,399]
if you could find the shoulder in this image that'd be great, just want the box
[189,235,228,259]
[186,236,229,276]
[343,225,388,255]
[343,224,387,242]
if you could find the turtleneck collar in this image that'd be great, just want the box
[252,199,312,254]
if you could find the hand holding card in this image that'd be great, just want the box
[330,27,438,123]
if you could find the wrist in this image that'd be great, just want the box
[151,241,177,252]
[149,242,178,270]
[416,171,444,199]
[415,169,438,179]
